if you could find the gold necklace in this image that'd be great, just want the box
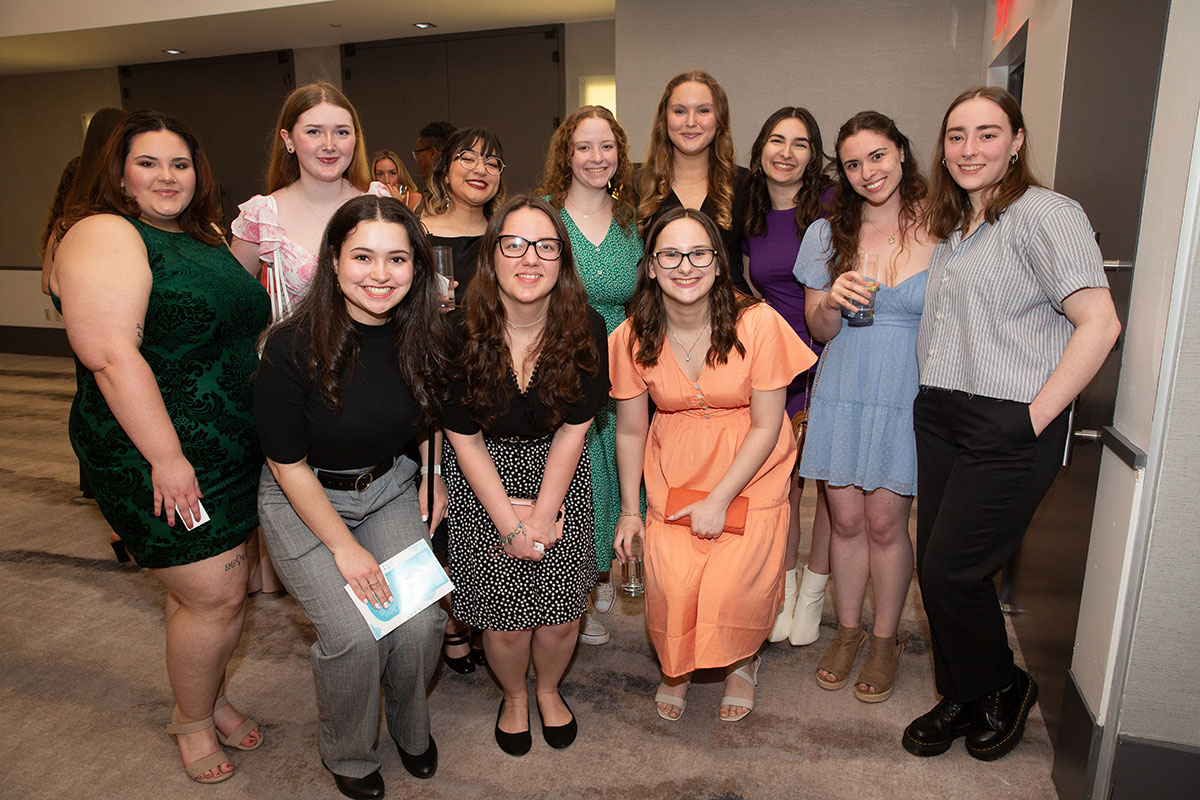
[565,196,611,221]
[865,215,898,244]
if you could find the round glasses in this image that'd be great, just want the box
[498,235,563,260]
[652,248,717,269]
[454,149,505,175]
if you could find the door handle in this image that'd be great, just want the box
[1073,429,1102,441]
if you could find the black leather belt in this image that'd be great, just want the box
[314,458,394,492]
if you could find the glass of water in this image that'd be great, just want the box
[621,535,644,597]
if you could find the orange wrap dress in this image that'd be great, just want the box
[609,303,816,676]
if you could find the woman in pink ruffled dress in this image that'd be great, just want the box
[230,81,388,593]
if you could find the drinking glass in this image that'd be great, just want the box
[431,246,455,309]
[842,252,880,327]
[621,535,644,597]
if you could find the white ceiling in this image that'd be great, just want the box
[0,0,614,76]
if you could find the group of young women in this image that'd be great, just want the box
[43,66,1119,795]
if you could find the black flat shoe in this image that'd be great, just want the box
[322,763,385,800]
[494,699,531,756]
[966,667,1038,761]
[442,631,475,674]
[902,696,975,757]
[537,692,577,749]
[396,735,437,779]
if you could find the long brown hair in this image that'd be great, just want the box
[636,70,738,234]
[459,195,598,431]
[627,207,759,369]
[266,81,371,193]
[540,105,636,228]
[266,195,452,425]
[422,127,507,218]
[827,111,926,281]
[56,110,223,247]
[743,106,833,241]
[926,86,1041,239]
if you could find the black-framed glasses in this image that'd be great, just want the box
[454,149,505,175]
[652,248,717,269]
[411,146,436,160]
[498,235,563,260]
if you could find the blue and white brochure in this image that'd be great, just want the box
[344,537,453,641]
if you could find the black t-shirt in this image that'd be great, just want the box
[441,308,610,437]
[255,319,419,470]
[637,165,751,293]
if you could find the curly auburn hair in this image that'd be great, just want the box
[539,105,636,228]
[926,86,1041,239]
[56,110,223,248]
[263,194,453,426]
[636,70,739,235]
[827,111,927,282]
[743,106,833,241]
[458,195,599,431]
[265,81,371,193]
[422,127,507,218]
[626,206,759,369]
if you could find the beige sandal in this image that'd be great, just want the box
[719,653,761,722]
[854,633,909,703]
[816,625,866,690]
[213,695,262,751]
[655,678,691,721]
[167,709,233,784]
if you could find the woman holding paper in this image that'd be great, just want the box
[255,195,452,795]
[611,207,815,722]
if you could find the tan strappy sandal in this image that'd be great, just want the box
[816,625,867,690]
[854,633,909,703]
[167,708,234,784]
[213,694,262,751]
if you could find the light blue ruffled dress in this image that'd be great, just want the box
[792,219,926,496]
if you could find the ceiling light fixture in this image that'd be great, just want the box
[162,49,185,55]
[413,22,436,29]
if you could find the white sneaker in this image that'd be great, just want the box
[579,611,610,645]
[592,580,615,614]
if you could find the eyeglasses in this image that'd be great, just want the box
[498,235,563,260]
[411,146,436,160]
[454,149,505,175]
[652,248,717,269]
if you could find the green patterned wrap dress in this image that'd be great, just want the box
[56,217,271,568]
[558,208,642,571]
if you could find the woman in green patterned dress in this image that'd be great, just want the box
[51,111,270,784]
[542,106,642,645]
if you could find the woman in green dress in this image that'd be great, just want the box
[541,105,642,645]
[51,111,270,784]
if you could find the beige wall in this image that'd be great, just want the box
[565,20,616,114]
[615,0,985,170]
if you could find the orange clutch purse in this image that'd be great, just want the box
[664,488,749,535]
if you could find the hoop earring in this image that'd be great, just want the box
[1009,153,1018,165]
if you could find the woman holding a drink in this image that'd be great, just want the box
[792,111,935,704]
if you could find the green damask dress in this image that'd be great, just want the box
[559,208,642,570]
[55,217,270,568]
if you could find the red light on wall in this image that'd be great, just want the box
[994,0,1010,40]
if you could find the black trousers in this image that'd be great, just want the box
[913,387,1068,702]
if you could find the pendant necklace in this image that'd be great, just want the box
[506,312,548,329]
[865,216,898,244]
[668,324,708,362]
[565,197,610,221]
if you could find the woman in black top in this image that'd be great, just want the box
[441,195,609,757]
[636,70,749,292]
[255,195,453,796]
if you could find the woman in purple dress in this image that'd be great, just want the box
[742,107,834,647]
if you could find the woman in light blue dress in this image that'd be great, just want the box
[793,111,936,704]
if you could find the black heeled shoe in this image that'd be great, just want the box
[396,735,437,779]
[470,643,487,668]
[494,699,532,756]
[322,762,385,800]
[536,692,577,749]
[442,631,475,674]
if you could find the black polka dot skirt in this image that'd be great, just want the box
[443,433,598,631]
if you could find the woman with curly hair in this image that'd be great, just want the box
[540,105,641,645]
[636,70,749,292]
[612,207,815,722]
[255,195,452,795]
[741,106,835,647]
[372,148,421,210]
[421,127,507,304]
[441,195,609,756]
[793,111,936,704]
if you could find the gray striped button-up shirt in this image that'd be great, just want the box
[917,186,1108,403]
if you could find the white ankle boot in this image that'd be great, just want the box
[789,565,829,645]
[767,568,799,643]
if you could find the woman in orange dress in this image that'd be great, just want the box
[611,207,815,722]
